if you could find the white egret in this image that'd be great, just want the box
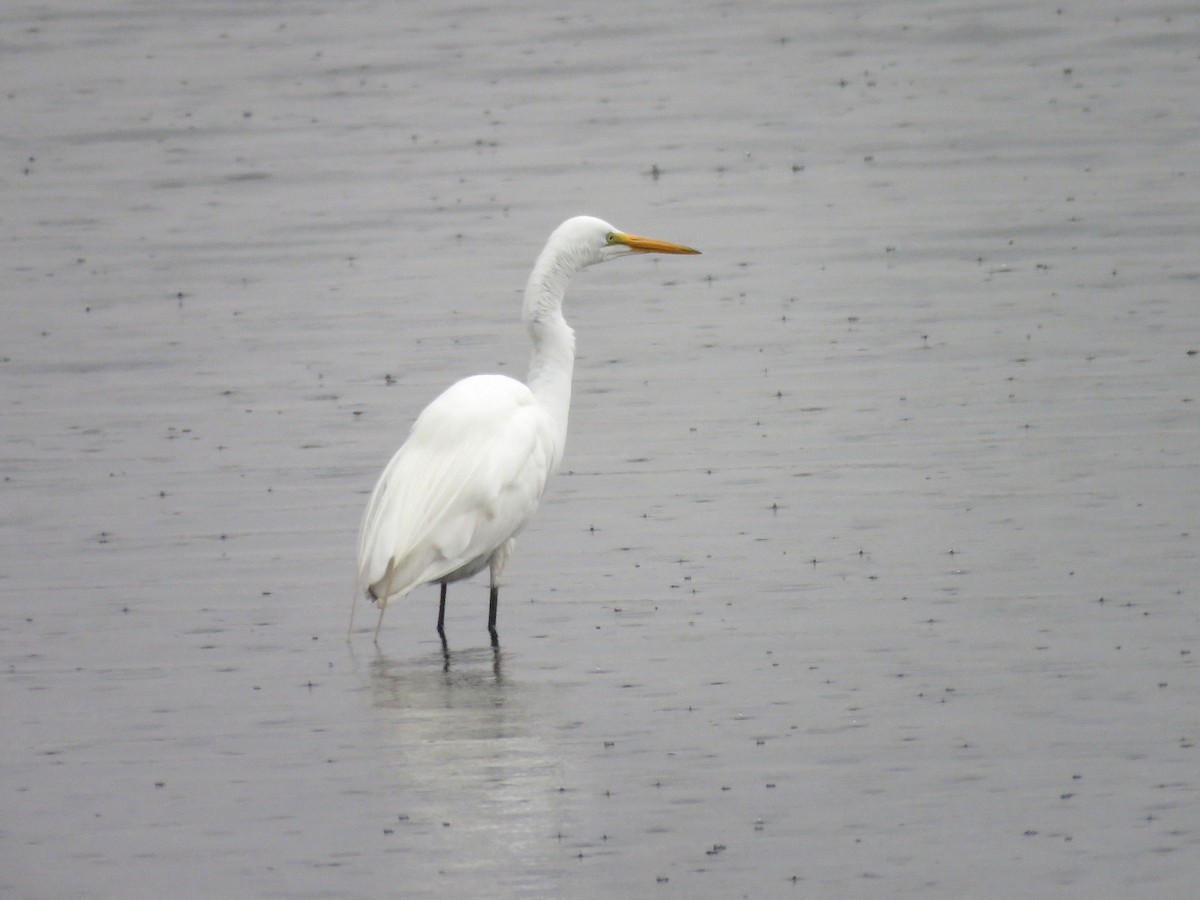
[351,215,700,643]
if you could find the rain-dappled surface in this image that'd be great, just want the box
[3,0,1198,896]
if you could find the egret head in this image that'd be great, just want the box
[547,216,700,269]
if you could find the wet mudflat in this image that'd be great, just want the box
[3,1,1198,896]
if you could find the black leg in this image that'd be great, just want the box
[437,583,447,635]
[487,585,499,637]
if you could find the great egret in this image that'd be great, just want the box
[351,215,700,644]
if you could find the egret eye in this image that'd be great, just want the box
[605,232,616,244]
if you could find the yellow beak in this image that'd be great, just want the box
[612,232,701,255]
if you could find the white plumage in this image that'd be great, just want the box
[352,216,699,643]
[356,374,555,601]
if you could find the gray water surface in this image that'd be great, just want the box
[3,1,1198,897]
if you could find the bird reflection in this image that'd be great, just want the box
[363,639,505,714]
[438,631,502,678]
[350,635,563,888]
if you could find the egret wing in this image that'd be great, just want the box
[355,374,559,602]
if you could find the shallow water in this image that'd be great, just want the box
[3,0,1198,896]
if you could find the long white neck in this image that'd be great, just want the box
[522,245,581,464]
